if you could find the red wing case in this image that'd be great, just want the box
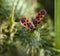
[20,17,35,30]
[33,10,47,26]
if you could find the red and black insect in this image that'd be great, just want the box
[20,17,35,30]
[20,9,47,30]
[33,10,47,26]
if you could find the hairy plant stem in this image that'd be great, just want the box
[9,0,15,41]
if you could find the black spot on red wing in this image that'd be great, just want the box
[20,18,26,23]
[40,15,43,18]
[38,13,41,15]
[27,20,29,22]
[24,24,26,26]
[41,10,46,15]
[27,23,33,29]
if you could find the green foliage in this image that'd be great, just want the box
[0,0,60,56]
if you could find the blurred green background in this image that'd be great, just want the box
[0,0,60,56]
[55,0,60,50]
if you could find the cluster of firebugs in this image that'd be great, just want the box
[20,9,47,30]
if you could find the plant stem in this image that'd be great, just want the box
[10,0,15,41]
[11,0,15,24]
[31,47,34,56]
